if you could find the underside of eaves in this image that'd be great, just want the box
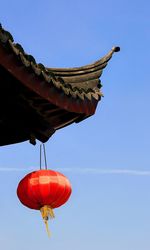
[0,24,120,146]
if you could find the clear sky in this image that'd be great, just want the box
[0,0,150,249]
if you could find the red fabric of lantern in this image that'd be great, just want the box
[17,169,72,235]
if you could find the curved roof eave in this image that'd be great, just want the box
[0,24,120,115]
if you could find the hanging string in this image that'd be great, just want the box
[39,143,48,170]
[40,144,42,170]
[43,143,48,170]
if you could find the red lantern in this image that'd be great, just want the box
[17,169,72,235]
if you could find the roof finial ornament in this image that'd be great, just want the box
[112,46,120,52]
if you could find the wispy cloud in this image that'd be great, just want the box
[0,167,150,176]
[57,168,150,176]
[0,167,34,172]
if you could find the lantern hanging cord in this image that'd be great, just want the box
[43,143,48,170]
[40,144,42,170]
[39,143,48,170]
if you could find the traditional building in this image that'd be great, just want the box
[0,24,119,146]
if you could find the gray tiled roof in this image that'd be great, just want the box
[0,24,120,102]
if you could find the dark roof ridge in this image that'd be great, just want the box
[47,46,120,73]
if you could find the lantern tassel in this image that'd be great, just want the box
[40,205,55,237]
[45,220,51,237]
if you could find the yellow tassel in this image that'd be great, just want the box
[45,220,51,237]
[40,205,55,237]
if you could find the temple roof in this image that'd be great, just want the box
[0,24,119,145]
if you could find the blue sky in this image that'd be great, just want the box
[0,0,150,249]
